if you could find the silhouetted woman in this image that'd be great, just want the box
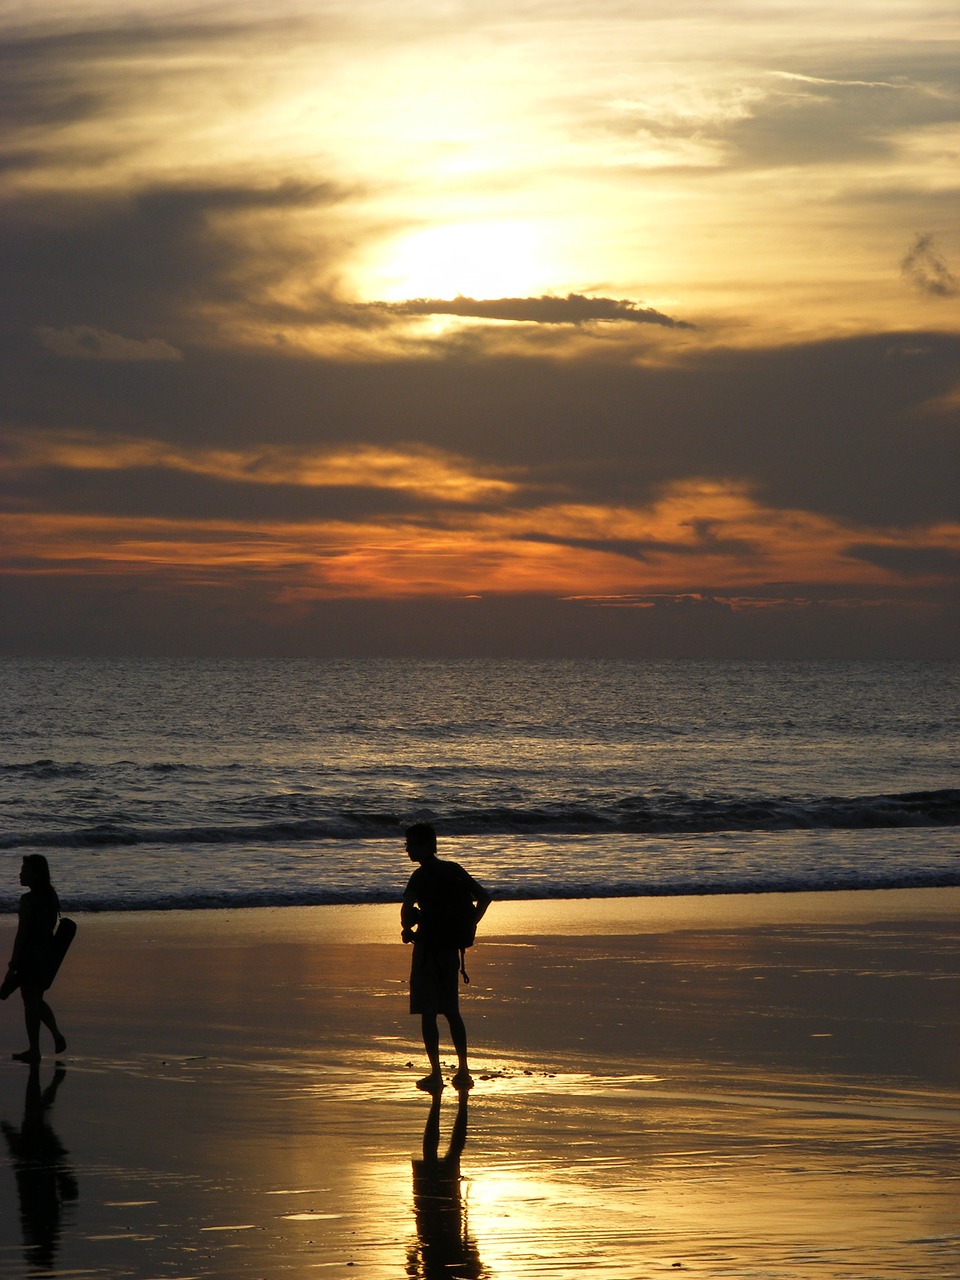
[6,855,67,1063]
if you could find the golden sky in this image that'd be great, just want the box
[1,0,958,655]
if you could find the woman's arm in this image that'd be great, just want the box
[8,896,31,969]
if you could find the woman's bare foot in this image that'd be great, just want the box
[12,1050,40,1063]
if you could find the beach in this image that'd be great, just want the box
[1,888,958,1279]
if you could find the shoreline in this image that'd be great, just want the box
[2,880,951,937]
[4,823,958,915]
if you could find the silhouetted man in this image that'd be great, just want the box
[401,823,491,1092]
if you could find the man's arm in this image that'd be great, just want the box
[400,874,420,941]
[470,878,492,926]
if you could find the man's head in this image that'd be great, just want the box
[405,822,438,863]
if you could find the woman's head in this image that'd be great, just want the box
[20,854,53,890]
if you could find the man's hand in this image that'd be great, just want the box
[401,927,417,944]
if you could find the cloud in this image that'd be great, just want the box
[743,66,960,167]
[371,293,694,328]
[4,328,959,529]
[35,326,182,361]
[0,15,302,173]
[5,468,429,524]
[900,233,959,299]
[517,529,757,562]
[1,433,518,520]
[607,62,960,174]
[845,543,960,577]
[0,179,351,343]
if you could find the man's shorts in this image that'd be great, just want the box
[409,944,460,1016]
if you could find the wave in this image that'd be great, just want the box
[25,867,960,915]
[0,759,91,781]
[0,759,207,780]
[2,788,958,852]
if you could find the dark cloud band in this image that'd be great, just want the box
[371,292,694,328]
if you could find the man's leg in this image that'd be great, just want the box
[419,1013,443,1090]
[446,1010,473,1089]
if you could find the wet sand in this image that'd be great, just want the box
[1,888,958,1278]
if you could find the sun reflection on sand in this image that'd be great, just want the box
[397,1077,960,1280]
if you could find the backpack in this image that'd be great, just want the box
[418,860,480,982]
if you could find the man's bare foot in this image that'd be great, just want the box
[54,1033,67,1055]
[416,1073,444,1093]
[451,1069,474,1090]
[12,1050,40,1063]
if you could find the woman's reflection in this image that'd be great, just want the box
[407,1088,487,1280]
[1,1064,78,1271]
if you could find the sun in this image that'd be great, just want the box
[368,219,550,302]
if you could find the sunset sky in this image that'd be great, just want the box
[2,0,958,657]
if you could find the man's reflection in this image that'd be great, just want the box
[1,1064,78,1271]
[407,1089,487,1280]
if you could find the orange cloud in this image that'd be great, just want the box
[1,431,519,505]
[3,478,957,607]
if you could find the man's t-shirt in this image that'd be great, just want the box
[404,859,484,951]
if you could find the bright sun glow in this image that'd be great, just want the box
[370,219,549,302]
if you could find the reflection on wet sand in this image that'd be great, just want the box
[1,1065,78,1271]
[408,1089,487,1280]
[0,897,951,1279]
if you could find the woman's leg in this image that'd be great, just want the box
[40,997,66,1054]
[14,983,43,1061]
[13,984,65,1060]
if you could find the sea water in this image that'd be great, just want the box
[1,658,957,911]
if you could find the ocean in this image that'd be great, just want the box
[1,658,957,912]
